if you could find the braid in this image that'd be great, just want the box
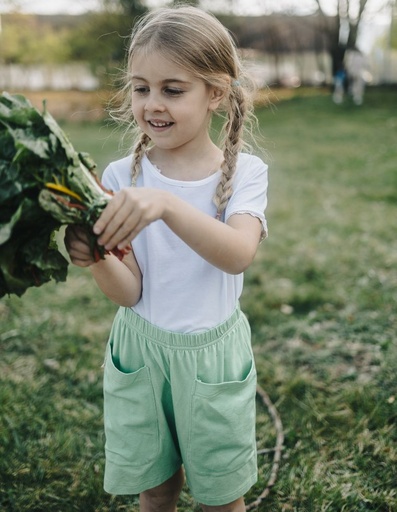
[131,132,151,186]
[214,86,246,219]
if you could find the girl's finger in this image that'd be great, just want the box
[103,222,137,250]
[97,202,133,244]
[93,190,128,235]
[100,208,141,248]
[70,256,93,268]
[116,220,148,250]
[103,221,138,250]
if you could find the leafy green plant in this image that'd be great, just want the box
[0,92,126,299]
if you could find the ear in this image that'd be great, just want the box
[208,87,226,111]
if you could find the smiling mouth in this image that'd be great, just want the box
[148,120,174,128]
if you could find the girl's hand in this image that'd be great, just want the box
[64,225,95,267]
[93,188,166,251]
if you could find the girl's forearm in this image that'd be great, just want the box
[90,253,142,307]
[162,193,262,275]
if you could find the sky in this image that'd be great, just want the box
[0,0,100,14]
[0,0,391,18]
[0,0,352,16]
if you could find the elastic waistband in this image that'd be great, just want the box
[116,305,244,349]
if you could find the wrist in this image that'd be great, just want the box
[159,190,175,223]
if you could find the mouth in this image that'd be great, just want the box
[148,120,174,128]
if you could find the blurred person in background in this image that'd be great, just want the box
[345,46,368,105]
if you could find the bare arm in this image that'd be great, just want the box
[89,252,142,307]
[64,225,142,307]
[93,188,262,275]
[162,193,262,274]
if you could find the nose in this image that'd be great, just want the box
[144,91,165,113]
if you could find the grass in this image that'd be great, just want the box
[1,86,397,511]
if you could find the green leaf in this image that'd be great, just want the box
[0,91,110,297]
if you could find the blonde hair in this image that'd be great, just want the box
[114,4,257,218]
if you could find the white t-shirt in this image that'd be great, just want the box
[102,152,268,333]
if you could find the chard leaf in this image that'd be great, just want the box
[0,91,114,298]
[6,125,50,160]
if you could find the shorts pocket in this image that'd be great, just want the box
[103,342,160,467]
[187,359,257,476]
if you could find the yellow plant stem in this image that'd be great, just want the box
[45,183,82,202]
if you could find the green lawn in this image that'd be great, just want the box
[1,86,397,511]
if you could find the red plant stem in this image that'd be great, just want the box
[68,202,87,210]
[109,246,130,261]
[93,246,101,263]
[51,193,87,211]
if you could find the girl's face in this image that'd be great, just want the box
[130,50,223,154]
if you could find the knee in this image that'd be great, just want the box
[142,482,180,503]
[140,467,184,511]
[141,488,179,511]
[200,497,245,512]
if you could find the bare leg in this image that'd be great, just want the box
[200,497,246,512]
[139,466,185,512]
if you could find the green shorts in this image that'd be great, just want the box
[103,305,258,506]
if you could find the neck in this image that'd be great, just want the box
[148,141,223,181]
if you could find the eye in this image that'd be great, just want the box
[164,87,183,96]
[133,85,149,95]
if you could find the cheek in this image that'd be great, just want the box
[131,102,144,123]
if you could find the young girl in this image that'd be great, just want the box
[65,5,268,512]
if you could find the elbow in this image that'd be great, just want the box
[228,263,252,275]
[121,287,142,308]
[225,252,256,275]
[106,284,142,308]
[113,293,141,308]
[223,233,260,274]
[118,297,136,308]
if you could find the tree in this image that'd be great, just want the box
[171,0,200,5]
[65,0,148,85]
[0,13,72,64]
[100,0,146,17]
[390,0,397,49]
[314,0,363,48]
[313,0,392,76]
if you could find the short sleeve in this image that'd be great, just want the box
[225,153,269,239]
[101,155,133,192]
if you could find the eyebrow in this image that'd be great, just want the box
[131,75,191,85]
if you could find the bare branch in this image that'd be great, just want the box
[245,384,284,511]
[313,0,325,16]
